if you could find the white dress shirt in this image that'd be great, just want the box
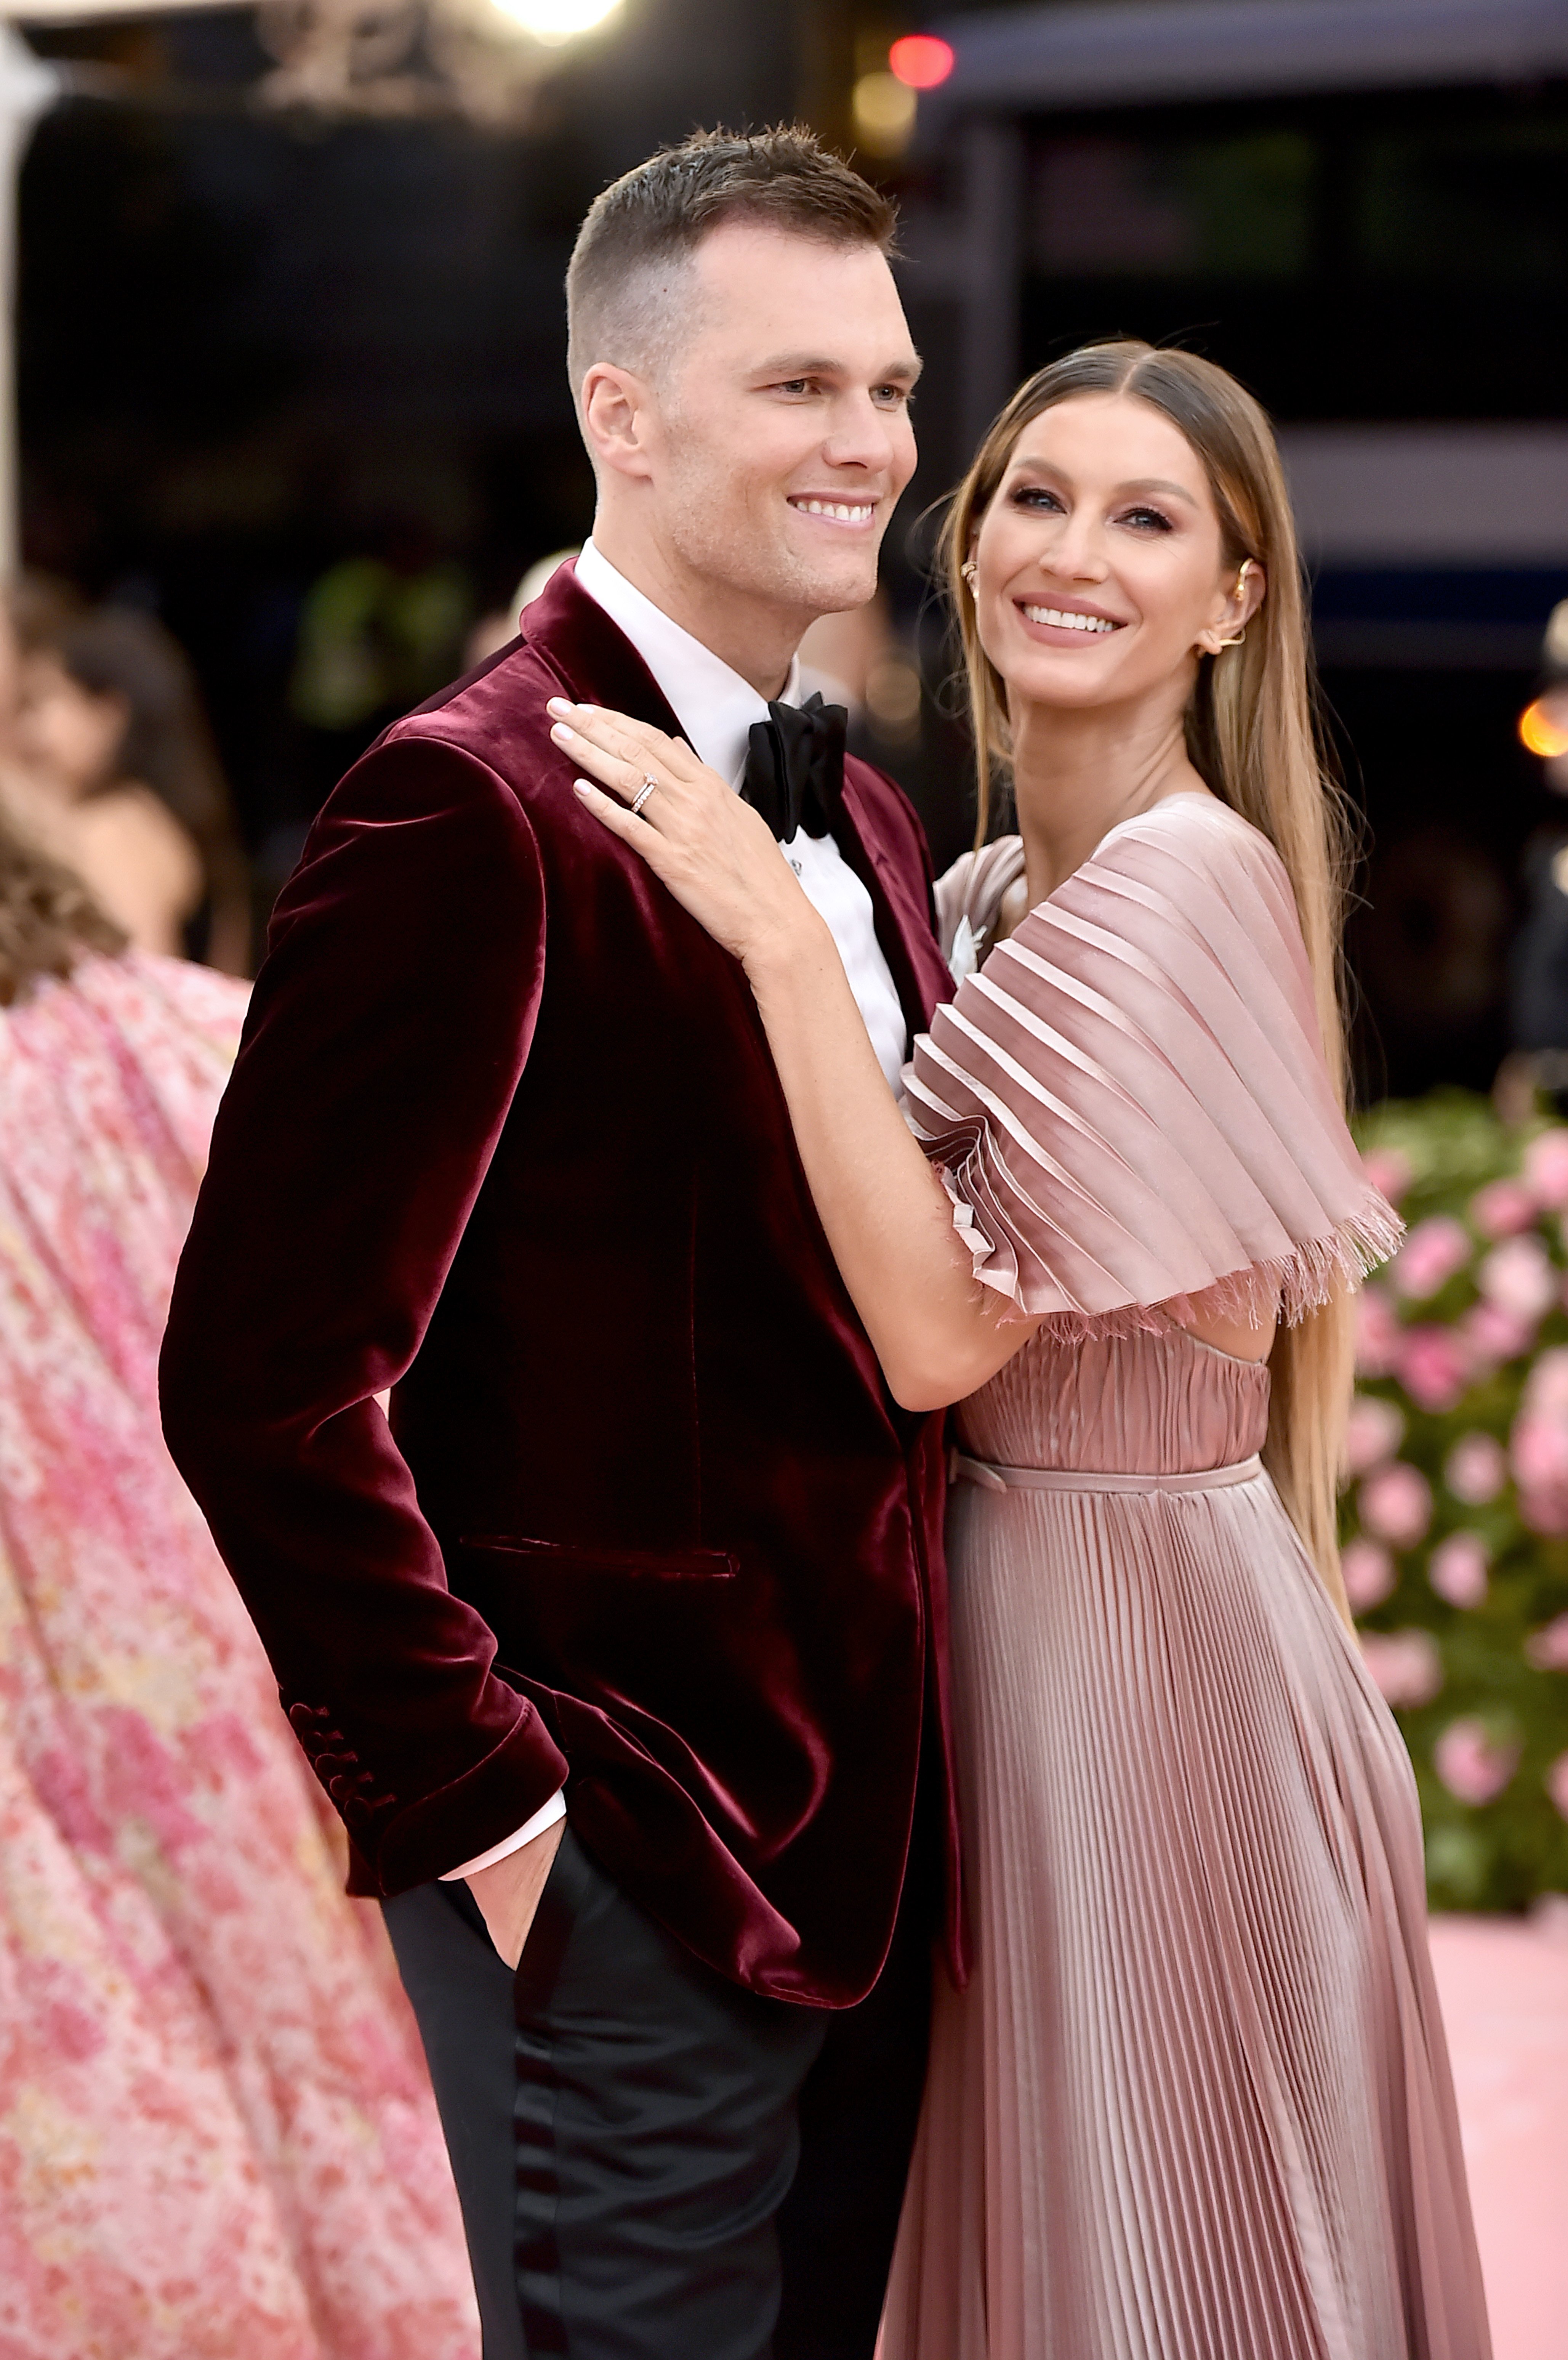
[572,540,909,1088]
[443,540,910,1883]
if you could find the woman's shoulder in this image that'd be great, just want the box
[1085,791,1290,900]
[1047,792,1304,975]
[79,784,203,895]
[908,790,1395,1328]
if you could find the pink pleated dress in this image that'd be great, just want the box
[881,798,1491,2360]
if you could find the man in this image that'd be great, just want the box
[161,128,961,2360]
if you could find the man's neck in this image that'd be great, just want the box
[589,519,800,701]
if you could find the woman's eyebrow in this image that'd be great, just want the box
[1116,476,1200,507]
[1007,459,1200,510]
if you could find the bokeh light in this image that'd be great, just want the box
[889,34,956,89]
[489,0,621,43]
[852,71,918,157]
[1520,697,1568,760]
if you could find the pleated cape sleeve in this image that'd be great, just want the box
[905,797,1401,1331]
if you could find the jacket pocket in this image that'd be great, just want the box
[454,1534,744,1737]
[458,1534,737,1581]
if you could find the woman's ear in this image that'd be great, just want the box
[1197,557,1267,656]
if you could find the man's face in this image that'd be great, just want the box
[642,221,920,626]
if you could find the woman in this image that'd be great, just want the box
[0,804,477,2359]
[549,343,1491,2356]
[7,598,251,973]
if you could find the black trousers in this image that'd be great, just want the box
[384,1826,933,2360]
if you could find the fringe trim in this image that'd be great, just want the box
[940,1167,1405,1342]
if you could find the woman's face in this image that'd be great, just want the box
[970,390,1259,717]
[14,654,129,799]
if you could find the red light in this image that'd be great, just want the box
[889,34,955,89]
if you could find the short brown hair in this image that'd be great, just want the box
[565,126,897,398]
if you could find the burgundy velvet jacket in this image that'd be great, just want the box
[160,564,963,2007]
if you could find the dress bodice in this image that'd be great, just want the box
[956,1321,1270,1477]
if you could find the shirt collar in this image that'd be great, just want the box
[573,537,801,787]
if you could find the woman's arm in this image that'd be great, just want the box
[551,698,1038,1409]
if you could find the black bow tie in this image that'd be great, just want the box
[741,692,848,843]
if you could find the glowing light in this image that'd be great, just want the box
[490,0,621,43]
[889,34,955,89]
[1520,697,1568,760]
[852,70,916,157]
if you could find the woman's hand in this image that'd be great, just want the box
[549,699,818,974]
[549,700,1036,1411]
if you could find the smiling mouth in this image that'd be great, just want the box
[788,497,877,527]
[1019,603,1120,634]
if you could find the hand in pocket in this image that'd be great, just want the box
[466,1817,567,1968]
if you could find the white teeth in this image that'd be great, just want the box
[794,499,874,523]
[1022,604,1116,633]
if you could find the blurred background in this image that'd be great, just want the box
[4,0,1566,1101]
[2,2,1566,2347]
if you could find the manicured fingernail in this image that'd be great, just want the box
[546,697,572,714]
[551,722,575,742]
[573,779,594,796]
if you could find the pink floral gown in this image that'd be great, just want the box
[0,952,479,2360]
[880,798,1491,2360]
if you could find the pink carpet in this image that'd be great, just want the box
[1429,1909,1568,2360]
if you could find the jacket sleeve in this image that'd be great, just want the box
[159,729,569,1895]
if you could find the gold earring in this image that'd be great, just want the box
[1215,558,1253,647]
[961,561,977,590]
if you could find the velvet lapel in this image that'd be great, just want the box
[522,564,953,1045]
[520,560,691,742]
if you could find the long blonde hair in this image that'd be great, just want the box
[942,340,1356,1616]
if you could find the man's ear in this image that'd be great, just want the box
[581,362,660,486]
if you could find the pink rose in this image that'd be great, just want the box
[1546,1752,1568,1820]
[1512,1352,1568,1531]
[1433,1717,1520,1805]
[1525,1128,1568,1208]
[1428,1532,1490,1609]
[1459,1300,1536,1377]
[1525,1613,1568,1671]
[1361,1147,1412,1207]
[1390,1216,1472,1302]
[1354,1287,1403,1380]
[1344,1394,1406,1476]
[1358,1462,1433,1548]
[1361,1628,1444,1708]
[1520,1487,1568,1539]
[1398,1326,1469,1413]
[1523,1345,1568,1420]
[1477,1234,1558,1321]
[1469,1178,1536,1238]
[1512,1414,1568,1492]
[1342,1538,1395,1613]
[1443,1430,1507,1505]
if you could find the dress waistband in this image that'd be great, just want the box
[951,1450,1264,1497]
